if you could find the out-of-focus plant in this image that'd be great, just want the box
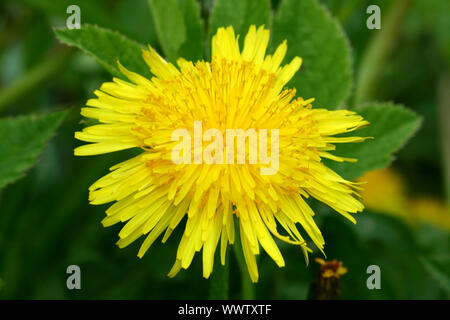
[360,168,450,230]
[0,0,448,300]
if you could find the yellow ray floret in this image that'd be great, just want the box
[74,25,369,282]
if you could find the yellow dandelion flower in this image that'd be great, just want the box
[359,168,450,230]
[358,168,409,217]
[410,196,450,231]
[74,25,369,282]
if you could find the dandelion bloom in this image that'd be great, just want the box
[75,25,368,282]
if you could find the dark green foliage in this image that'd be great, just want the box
[0,111,67,189]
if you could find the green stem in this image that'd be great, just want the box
[232,219,255,300]
[354,0,412,105]
[208,256,229,299]
[0,49,73,113]
[438,74,450,204]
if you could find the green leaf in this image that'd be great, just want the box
[0,111,68,190]
[18,0,119,30]
[115,0,160,46]
[0,277,4,290]
[272,0,352,108]
[148,0,186,62]
[54,24,150,78]
[175,0,205,61]
[327,102,422,180]
[420,255,450,294]
[209,0,271,43]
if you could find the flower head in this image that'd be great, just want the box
[75,25,368,282]
[314,258,348,279]
[309,258,347,300]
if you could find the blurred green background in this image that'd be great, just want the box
[0,0,449,299]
